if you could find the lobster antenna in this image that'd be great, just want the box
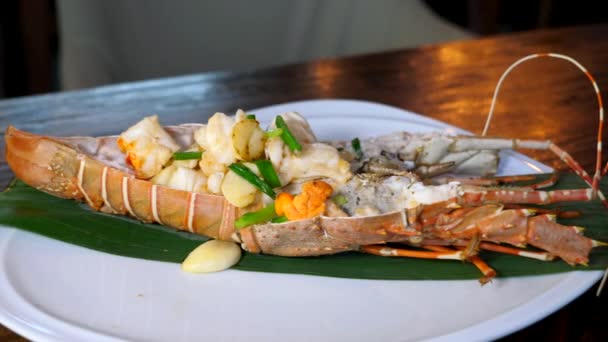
[482,53,605,193]
[597,267,608,297]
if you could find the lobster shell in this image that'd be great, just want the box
[3,126,596,264]
[4,125,425,255]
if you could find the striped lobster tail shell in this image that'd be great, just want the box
[5,126,238,241]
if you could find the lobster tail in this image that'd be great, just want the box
[4,126,238,241]
[5,126,83,200]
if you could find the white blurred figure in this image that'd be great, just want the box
[57,0,473,90]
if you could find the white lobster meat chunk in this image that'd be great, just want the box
[265,111,351,186]
[117,115,180,179]
[151,165,208,194]
[207,172,225,194]
[194,110,246,175]
[266,136,351,186]
[270,111,317,144]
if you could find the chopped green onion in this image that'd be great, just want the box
[265,128,284,138]
[271,216,289,223]
[246,114,257,120]
[255,160,282,188]
[351,137,362,160]
[228,163,276,199]
[173,151,203,160]
[332,194,348,206]
[275,115,302,152]
[235,203,278,229]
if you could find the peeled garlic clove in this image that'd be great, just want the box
[181,240,242,273]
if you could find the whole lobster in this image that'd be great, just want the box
[4,53,608,283]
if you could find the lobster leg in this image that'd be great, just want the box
[424,242,554,261]
[478,242,555,261]
[432,174,536,186]
[426,205,595,265]
[452,138,604,198]
[503,204,581,219]
[423,244,496,284]
[360,245,464,260]
[461,187,594,205]
[525,173,561,189]
[468,255,496,285]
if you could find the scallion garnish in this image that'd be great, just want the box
[173,151,203,160]
[275,115,302,152]
[246,114,257,120]
[332,194,348,206]
[351,137,362,160]
[265,128,284,138]
[228,163,276,199]
[255,160,282,188]
[235,203,278,229]
[271,216,289,223]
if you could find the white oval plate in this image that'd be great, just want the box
[0,99,601,342]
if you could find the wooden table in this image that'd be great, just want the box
[1,24,608,341]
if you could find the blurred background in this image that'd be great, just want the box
[1,0,607,99]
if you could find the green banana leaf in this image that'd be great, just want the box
[1,174,607,280]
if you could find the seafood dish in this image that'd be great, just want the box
[4,53,608,283]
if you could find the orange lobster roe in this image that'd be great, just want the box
[125,152,142,169]
[275,180,333,220]
[117,137,141,169]
[116,137,133,152]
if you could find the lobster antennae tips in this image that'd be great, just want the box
[231,232,242,243]
[478,275,495,286]
[592,239,608,247]
[597,267,608,297]
[518,250,555,261]
[440,251,465,260]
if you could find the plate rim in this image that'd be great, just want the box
[0,98,601,342]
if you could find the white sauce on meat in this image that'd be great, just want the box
[403,181,460,209]
[337,175,461,216]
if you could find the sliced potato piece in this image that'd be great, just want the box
[221,167,259,208]
[181,240,242,273]
[247,126,266,159]
[232,118,266,161]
